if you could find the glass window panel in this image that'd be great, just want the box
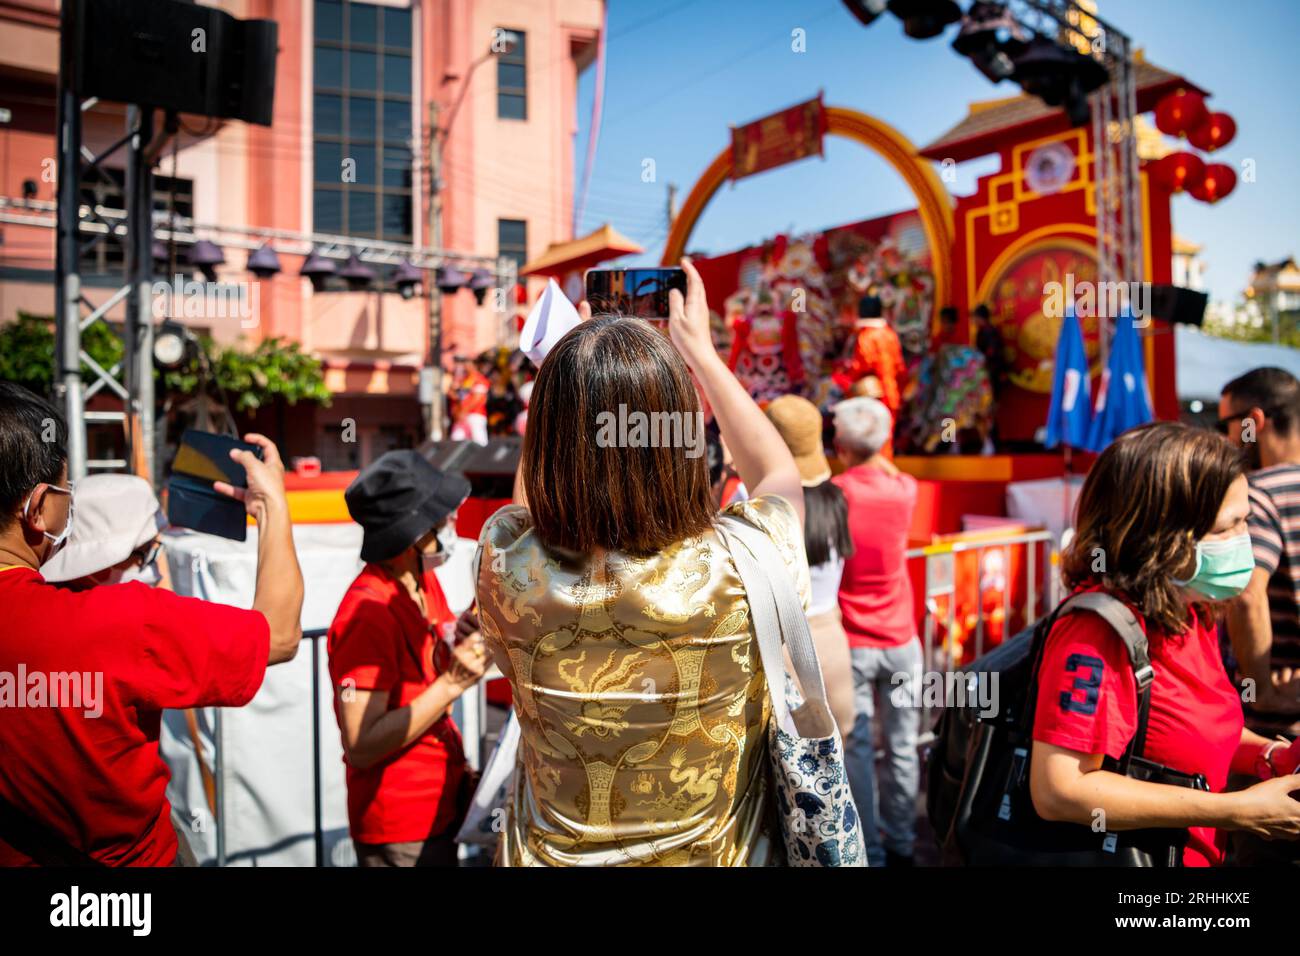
[382,145,412,188]
[383,54,412,95]
[348,95,376,141]
[316,0,343,42]
[349,50,378,91]
[383,100,412,142]
[498,93,526,120]
[314,46,343,89]
[382,193,412,240]
[349,191,377,236]
[314,93,343,136]
[383,7,412,49]
[498,62,525,90]
[345,143,377,185]
[349,3,377,45]
[314,189,343,233]
[314,140,343,184]
[499,219,527,247]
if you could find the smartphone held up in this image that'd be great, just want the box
[585,267,686,324]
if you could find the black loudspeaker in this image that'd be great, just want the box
[1149,284,1209,327]
[419,440,478,474]
[71,0,278,127]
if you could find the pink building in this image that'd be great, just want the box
[0,0,603,467]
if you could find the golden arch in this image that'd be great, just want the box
[661,106,955,317]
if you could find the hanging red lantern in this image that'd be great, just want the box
[1187,111,1237,153]
[1154,90,1208,137]
[1152,150,1206,193]
[1189,162,1236,204]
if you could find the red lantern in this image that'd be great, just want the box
[1152,151,1206,193]
[1189,162,1237,204]
[1187,111,1237,153]
[1154,90,1208,137]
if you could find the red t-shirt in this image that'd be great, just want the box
[833,464,918,648]
[1033,591,1244,866]
[0,566,269,866]
[327,564,466,845]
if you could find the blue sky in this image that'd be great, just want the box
[571,0,1300,305]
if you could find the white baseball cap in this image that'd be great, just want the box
[41,474,167,583]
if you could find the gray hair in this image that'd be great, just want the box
[833,396,893,456]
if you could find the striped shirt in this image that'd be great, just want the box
[1247,464,1300,665]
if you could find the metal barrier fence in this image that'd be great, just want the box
[909,529,1060,740]
[207,530,1058,864]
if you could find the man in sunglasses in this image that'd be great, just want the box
[1218,367,1300,734]
[0,382,303,866]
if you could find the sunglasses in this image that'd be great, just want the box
[132,540,163,570]
[1214,406,1283,435]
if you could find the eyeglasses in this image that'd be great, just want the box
[132,540,163,570]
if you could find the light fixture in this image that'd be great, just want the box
[187,239,225,282]
[339,251,377,290]
[840,0,887,27]
[435,264,470,295]
[952,1,1026,83]
[300,248,337,290]
[391,260,423,299]
[1011,35,1109,127]
[468,268,494,305]
[152,320,193,369]
[886,0,961,40]
[247,243,282,279]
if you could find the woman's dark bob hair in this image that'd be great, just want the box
[1061,420,1245,635]
[521,316,716,556]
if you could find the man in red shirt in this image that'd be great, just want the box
[0,382,304,866]
[832,395,920,868]
[329,450,486,866]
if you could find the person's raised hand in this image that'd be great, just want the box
[213,433,288,526]
[667,257,716,372]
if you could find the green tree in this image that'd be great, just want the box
[163,335,331,412]
[0,312,124,396]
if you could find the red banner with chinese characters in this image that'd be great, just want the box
[730,94,827,181]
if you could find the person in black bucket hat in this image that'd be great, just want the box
[326,449,486,867]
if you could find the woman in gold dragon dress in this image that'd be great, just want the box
[475,258,809,866]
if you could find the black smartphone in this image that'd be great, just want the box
[585,267,686,321]
[167,430,263,541]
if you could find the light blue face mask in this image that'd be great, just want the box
[1172,532,1254,600]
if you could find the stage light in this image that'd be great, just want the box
[435,264,470,295]
[299,248,337,290]
[1011,36,1109,127]
[840,0,888,27]
[246,243,282,279]
[468,268,494,306]
[952,1,1026,83]
[187,239,225,282]
[340,252,377,290]
[886,0,961,40]
[152,320,193,369]
[391,260,423,300]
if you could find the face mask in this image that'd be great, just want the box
[419,523,459,571]
[22,484,74,564]
[1173,532,1254,600]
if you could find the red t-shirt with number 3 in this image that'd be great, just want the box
[1032,589,1243,866]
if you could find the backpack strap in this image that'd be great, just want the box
[1023,590,1156,770]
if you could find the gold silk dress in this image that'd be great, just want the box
[475,495,810,866]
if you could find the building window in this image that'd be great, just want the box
[77,171,194,276]
[498,219,527,276]
[313,0,413,242]
[496,28,526,120]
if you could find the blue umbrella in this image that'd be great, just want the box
[1085,309,1153,452]
[1044,303,1093,449]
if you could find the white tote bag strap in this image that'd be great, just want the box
[716,515,835,739]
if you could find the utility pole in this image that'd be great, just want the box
[426,99,446,442]
[666,182,678,237]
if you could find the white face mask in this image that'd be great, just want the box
[23,483,75,564]
[420,523,459,571]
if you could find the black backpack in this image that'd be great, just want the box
[926,590,1210,866]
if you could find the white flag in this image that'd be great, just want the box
[519,278,582,365]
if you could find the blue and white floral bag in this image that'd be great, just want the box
[717,515,867,868]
